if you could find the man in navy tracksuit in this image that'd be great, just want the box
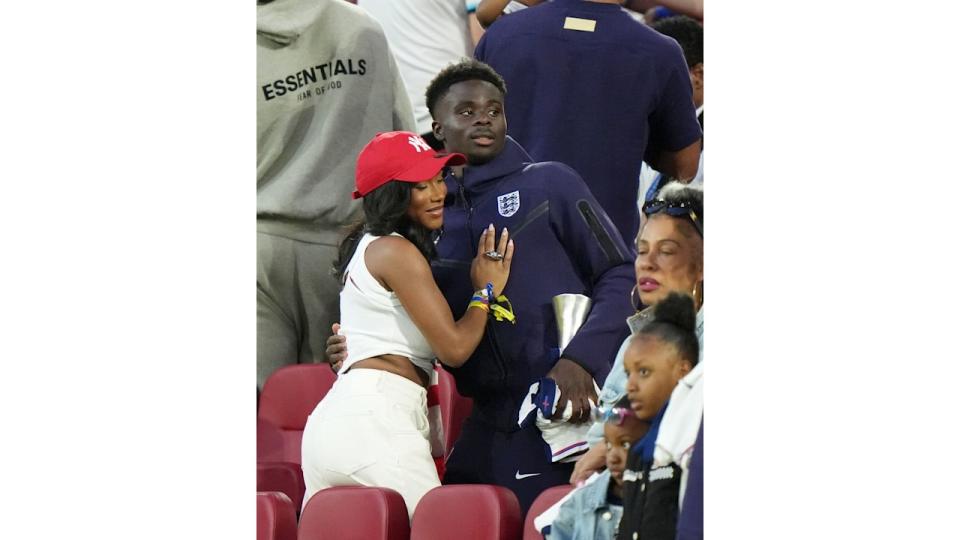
[425,59,634,515]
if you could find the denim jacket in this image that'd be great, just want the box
[546,470,623,540]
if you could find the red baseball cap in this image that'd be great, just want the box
[353,131,467,199]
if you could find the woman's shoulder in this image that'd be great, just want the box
[366,233,413,252]
[364,234,426,268]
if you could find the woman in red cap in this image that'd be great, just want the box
[300,131,515,519]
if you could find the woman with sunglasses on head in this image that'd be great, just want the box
[569,181,703,485]
[300,131,515,520]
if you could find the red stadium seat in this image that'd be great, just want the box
[411,485,521,540]
[523,485,575,540]
[299,486,410,540]
[436,366,473,460]
[258,364,338,464]
[258,462,306,515]
[257,491,298,540]
[257,418,287,463]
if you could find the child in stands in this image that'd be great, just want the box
[617,292,700,540]
[546,396,649,540]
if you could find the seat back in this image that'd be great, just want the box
[258,462,306,515]
[299,486,410,540]
[436,366,473,459]
[257,491,298,540]
[411,485,521,540]
[258,364,338,464]
[257,418,289,463]
[523,485,575,540]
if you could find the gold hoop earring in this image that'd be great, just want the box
[630,285,642,312]
[691,281,703,309]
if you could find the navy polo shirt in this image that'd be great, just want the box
[475,0,702,242]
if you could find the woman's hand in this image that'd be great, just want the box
[570,441,606,485]
[470,224,514,296]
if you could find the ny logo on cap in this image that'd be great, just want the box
[408,136,432,153]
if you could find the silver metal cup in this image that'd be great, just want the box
[553,294,593,354]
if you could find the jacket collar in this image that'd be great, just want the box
[459,136,532,194]
[583,469,616,509]
[632,401,669,463]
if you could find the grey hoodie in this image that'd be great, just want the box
[257,0,415,243]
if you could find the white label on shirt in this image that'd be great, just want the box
[563,17,597,32]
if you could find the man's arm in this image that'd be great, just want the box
[645,139,701,182]
[469,12,485,47]
[643,40,702,181]
[326,323,346,373]
[476,0,513,29]
[476,0,546,28]
[547,166,635,423]
[625,0,703,20]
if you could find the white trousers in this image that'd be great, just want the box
[301,368,440,520]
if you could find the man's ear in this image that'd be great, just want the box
[432,120,444,142]
[691,63,704,90]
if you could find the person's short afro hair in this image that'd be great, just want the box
[652,15,703,68]
[425,59,507,117]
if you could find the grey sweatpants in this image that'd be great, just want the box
[257,231,341,389]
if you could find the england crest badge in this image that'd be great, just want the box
[497,190,520,217]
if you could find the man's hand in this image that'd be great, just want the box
[325,323,347,373]
[570,441,606,485]
[546,358,597,424]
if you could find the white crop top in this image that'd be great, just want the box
[338,233,436,375]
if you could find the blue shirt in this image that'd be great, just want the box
[475,0,702,242]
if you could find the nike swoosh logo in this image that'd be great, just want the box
[515,471,541,480]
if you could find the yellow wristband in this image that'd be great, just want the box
[469,300,490,312]
[489,294,517,324]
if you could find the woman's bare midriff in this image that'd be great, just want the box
[347,354,430,388]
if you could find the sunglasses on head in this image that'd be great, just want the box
[642,198,703,237]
